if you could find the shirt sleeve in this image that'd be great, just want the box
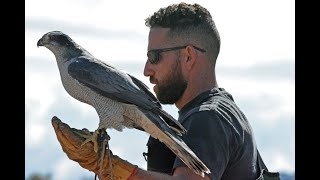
[172,110,234,180]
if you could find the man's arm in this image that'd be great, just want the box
[132,167,212,180]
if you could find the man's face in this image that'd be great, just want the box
[144,28,187,104]
[155,57,187,104]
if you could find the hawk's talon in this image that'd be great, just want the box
[74,129,100,153]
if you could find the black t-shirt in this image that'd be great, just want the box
[146,88,259,180]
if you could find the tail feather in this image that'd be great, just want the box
[163,131,211,177]
[141,117,210,177]
[156,108,187,135]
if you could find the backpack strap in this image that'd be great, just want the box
[257,150,268,172]
[257,150,281,179]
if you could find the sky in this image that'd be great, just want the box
[25,0,295,179]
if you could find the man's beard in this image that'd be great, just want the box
[156,59,187,104]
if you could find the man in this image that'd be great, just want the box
[52,2,259,180]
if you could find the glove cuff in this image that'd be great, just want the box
[110,155,138,179]
[95,154,138,180]
[127,166,139,180]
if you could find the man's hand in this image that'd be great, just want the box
[51,116,138,180]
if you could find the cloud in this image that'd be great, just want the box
[25,123,46,146]
[52,158,93,180]
[260,148,295,173]
[26,18,145,41]
[217,60,295,81]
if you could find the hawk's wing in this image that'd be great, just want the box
[67,56,186,134]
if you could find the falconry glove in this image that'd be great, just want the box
[52,116,138,180]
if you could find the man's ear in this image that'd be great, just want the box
[184,46,197,71]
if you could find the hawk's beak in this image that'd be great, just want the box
[37,38,44,47]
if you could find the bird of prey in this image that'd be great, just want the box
[37,31,210,177]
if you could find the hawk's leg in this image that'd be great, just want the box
[96,129,113,180]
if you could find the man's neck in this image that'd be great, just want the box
[175,80,217,110]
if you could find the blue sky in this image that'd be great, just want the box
[25,0,295,179]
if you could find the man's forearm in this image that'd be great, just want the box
[131,168,179,180]
[131,167,211,180]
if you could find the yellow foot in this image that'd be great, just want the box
[75,128,100,153]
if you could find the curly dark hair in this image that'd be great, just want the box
[145,2,221,63]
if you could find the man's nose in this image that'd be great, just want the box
[143,60,154,77]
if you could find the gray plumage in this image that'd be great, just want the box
[37,31,210,177]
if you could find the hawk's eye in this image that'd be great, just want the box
[48,35,54,40]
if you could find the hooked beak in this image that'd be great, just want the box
[37,38,43,47]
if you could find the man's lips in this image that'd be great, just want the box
[149,77,158,92]
[149,77,157,85]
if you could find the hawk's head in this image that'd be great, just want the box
[37,31,86,60]
[37,31,74,48]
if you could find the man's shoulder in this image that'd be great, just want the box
[179,106,223,130]
[178,94,223,124]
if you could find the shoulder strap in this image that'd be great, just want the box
[257,150,281,179]
[257,150,268,171]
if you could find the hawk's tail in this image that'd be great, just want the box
[125,105,210,177]
[160,130,211,177]
[141,113,210,177]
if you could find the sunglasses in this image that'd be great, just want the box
[147,45,206,64]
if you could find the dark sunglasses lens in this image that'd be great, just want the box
[147,51,159,64]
